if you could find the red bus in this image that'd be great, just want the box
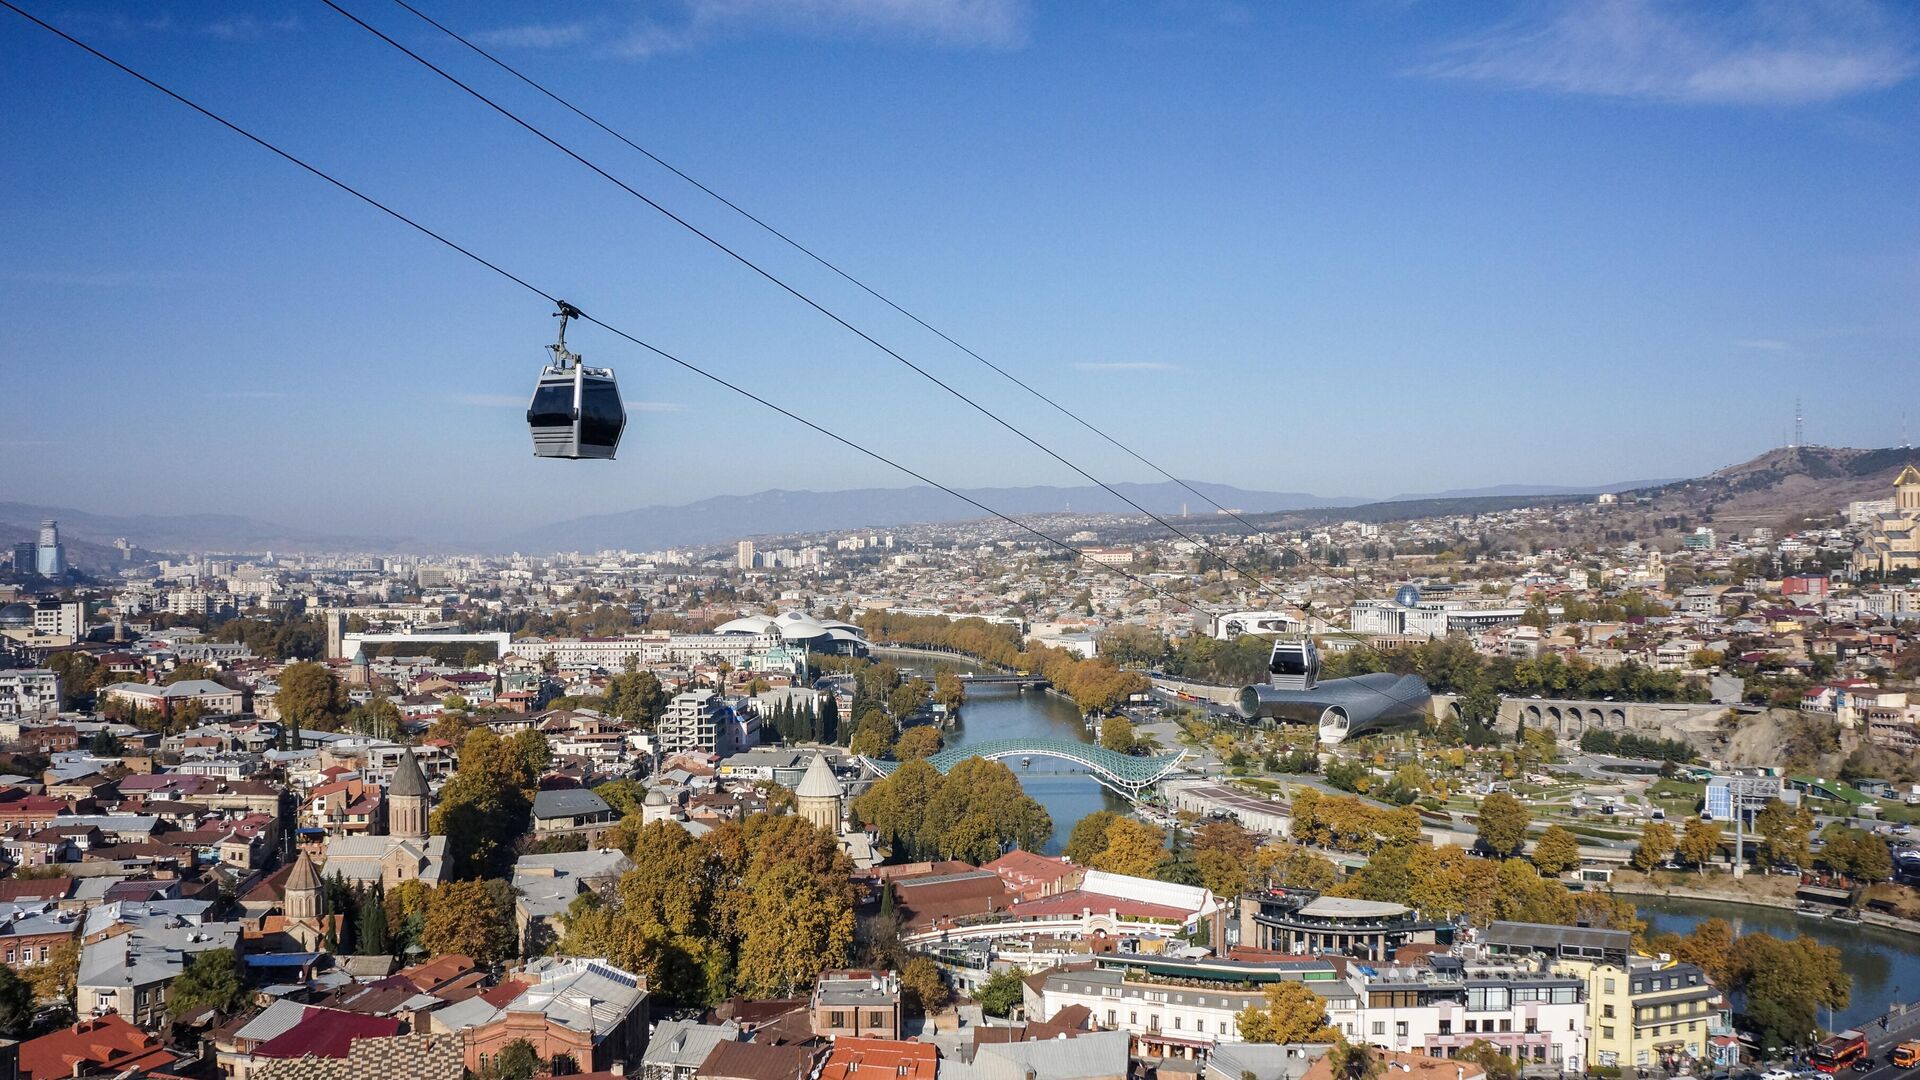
[1812,1030,1868,1073]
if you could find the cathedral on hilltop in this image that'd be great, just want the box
[1854,464,1920,575]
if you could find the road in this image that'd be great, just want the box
[1842,1004,1920,1080]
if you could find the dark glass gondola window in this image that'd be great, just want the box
[528,384,576,428]
[1271,647,1311,676]
[578,381,624,449]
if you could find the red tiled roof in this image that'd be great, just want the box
[254,1009,401,1059]
[19,1016,174,1080]
[819,1039,937,1080]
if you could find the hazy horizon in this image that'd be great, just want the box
[5,0,1915,537]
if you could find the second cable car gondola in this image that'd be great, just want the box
[527,301,626,459]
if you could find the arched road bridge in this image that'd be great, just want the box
[857,738,1189,801]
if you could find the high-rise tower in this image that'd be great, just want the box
[34,520,65,578]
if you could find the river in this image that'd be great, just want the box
[1636,894,1920,1031]
[878,649,1127,854]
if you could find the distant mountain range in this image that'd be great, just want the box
[0,502,411,560]
[500,481,1354,554]
[10,451,1895,559]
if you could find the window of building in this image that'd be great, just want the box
[1373,1022,1386,1037]
[1499,1019,1511,1033]
[1603,1005,1615,1019]
[1174,1018,1182,1030]
[1602,1027,1615,1040]
[1396,1022,1409,1039]
[1439,1021,1452,1035]
[830,1011,845,1027]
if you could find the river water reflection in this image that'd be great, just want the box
[879,649,1126,854]
[1636,894,1920,1032]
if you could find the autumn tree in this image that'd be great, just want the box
[1632,821,1677,871]
[432,728,540,879]
[1530,825,1581,876]
[1251,843,1337,892]
[900,955,950,1015]
[893,727,943,761]
[1193,820,1255,898]
[275,662,346,731]
[1235,980,1338,1044]
[24,939,77,1004]
[1475,792,1530,856]
[1676,818,1723,873]
[1646,917,1736,990]
[1064,811,1122,865]
[1092,818,1167,877]
[421,880,518,966]
[1459,1041,1521,1080]
[1100,715,1137,754]
[1754,800,1814,869]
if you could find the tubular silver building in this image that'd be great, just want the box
[1235,638,1431,743]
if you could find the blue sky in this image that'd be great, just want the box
[2,0,1916,541]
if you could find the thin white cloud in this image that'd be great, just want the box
[1734,338,1793,352]
[471,22,591,49]
[475,0,1028,57]
[1419,0,1915,105]
[1074,361,1182,372]
[201,14,300,41]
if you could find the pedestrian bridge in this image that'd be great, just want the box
[857,738,1188,800]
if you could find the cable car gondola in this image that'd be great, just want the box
[527,301,626,459]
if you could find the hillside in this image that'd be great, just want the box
[1623,445,1920,530]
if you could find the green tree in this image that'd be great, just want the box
[1729,933,1848,1049]
[0,966,32,1037]
[1234,980,1338,1044]
[1632,821,1677,871]
[1099,715,1137,754]
[493,1038,539,1080]
[848,709,896,759]
[1530,825,1581,876]
[421,880,518,966]
[975,968,1026,1018]
[1476,792,1530,856]
[166,949,247,1017]
[87,728,122,756]
[356,885,390,956]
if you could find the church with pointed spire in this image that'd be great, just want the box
[387,745,430,841]
[315,743,447,888]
